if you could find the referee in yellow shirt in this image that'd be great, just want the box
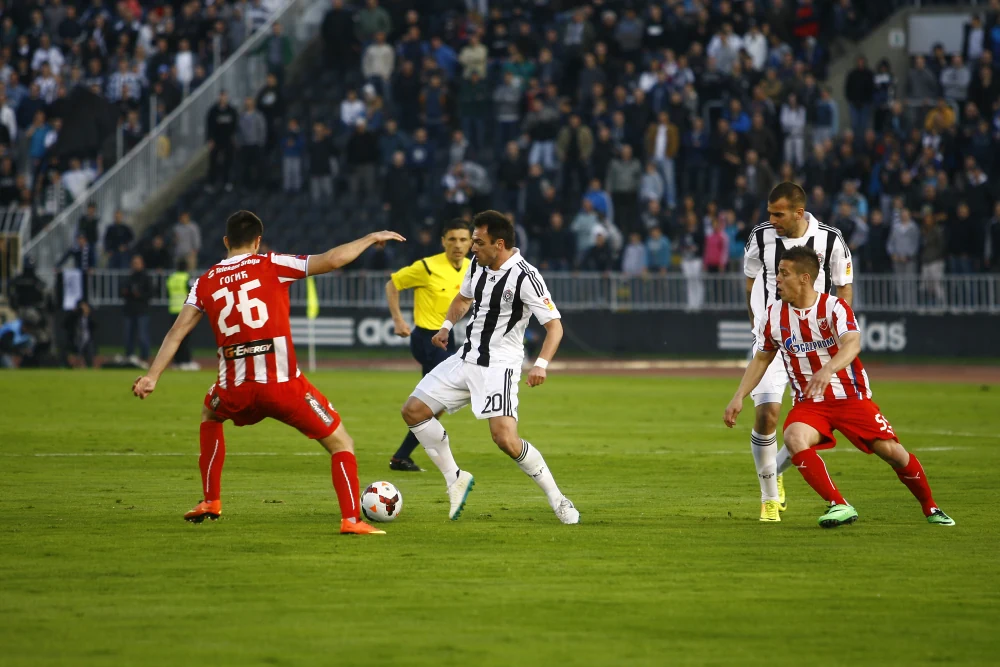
[385,219,473,471]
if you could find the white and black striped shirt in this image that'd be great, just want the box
[459,250,561,368]
[744,212,853,331]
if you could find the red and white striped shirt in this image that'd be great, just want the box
[757,292,871,404]
[185,252,310,389]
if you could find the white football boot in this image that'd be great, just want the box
[554,496,580,524]
[447,470,475,520]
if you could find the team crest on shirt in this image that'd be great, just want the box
[818,318,831,332]
[503,288,514,302]
[815,251,824,265]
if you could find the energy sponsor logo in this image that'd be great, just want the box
[223,338,274,359]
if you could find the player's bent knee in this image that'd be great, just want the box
[401,396,432,425]
[201,405,223,423]
[872,439,908,467]
[753,403,781,432]
[782,425,812,454]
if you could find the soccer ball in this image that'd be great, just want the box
[361,481,403,523]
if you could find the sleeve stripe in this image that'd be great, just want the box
[744,224,772,252]
[271,253,308,272]
[420,259,432,275]
[518,261,544,297]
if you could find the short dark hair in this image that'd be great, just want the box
[780,245,820,282]
[768,181,807,209]
[441,218,471,236]
[472,210,515,248]
[225,210,263,248]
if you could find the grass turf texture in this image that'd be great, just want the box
[1,370,998,666]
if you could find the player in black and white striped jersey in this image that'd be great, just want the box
[400,211,580,525]
[742,182,855,522]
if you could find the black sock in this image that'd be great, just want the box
[392,431,421,460]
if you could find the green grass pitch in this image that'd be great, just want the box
[1,369,998,666]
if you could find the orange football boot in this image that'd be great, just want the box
[184,500,222,523]
[340,519,386,535]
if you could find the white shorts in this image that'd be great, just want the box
[750,344,788,407]
[411,353,521,420]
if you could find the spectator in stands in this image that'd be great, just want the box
[340,87,366,130]
[363,31,394,99]
[121,253,151,367]
[281,118,305,193]
[308,121,336,203]
[393,60,422,132]
[920,207,948,304]
[644,111,679,210]
[458,71,489,155]
[523,98,560,173]
[621,232,648,277]
[606,144,641,236]
[495,141,526,216]
[678,213,705,310]
[346,118,378,202]
[459,33,487,80]
[58,232,97,273]
[173,211,201,272]
[539,212,574,272]
[383,150,415,230]
[948,201,980,274]
[571,197,600,265]
[907,55,940,102]
[76,202,100,247]
[256,72,284,148]
[557,114,593,209]
[143,235,172,272]
[322,0,358,79]
[493,70,522,157]
[681,116,710,198]
[940,55,971,103]
[420,73,449,147]
[986,201,1000,273]
[238,97,267,189]
[104,210,134,270]
[639,162,665,209]
[864,209,892,275]
[845,56,875,134]
[255,22,293,81]
[407,127,433,195]
[63,300,97,368]
[703,215,730,274]
[780,93,807,168]
[646,226,672,275]
[888,207,919,304]
[206,91,237,193]
[581,228,614,273]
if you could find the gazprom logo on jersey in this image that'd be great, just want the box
[782,334,836,354]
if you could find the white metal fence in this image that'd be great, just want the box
[81,270,1000,314]
[22,0,319,276]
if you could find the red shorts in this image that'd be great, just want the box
[784,398,898,454]
[204,375,341,440]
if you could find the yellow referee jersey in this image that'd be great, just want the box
[391,253,471,330]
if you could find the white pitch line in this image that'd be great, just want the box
[923,429,1000,440]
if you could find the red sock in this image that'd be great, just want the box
[331,451,360,521]
[895,454,938,516]
[199,422,226,502]
[792,449,847,505]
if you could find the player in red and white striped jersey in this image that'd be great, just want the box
[724,246,955,528]
[132,210,405,534]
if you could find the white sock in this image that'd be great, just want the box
[515,440,563,509]
[776,446,793,475]
[409,418,459,486]
[751,430,779,501]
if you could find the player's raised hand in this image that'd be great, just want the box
[527,365,547,387]
[431,328,450,349]
[393,318,412,338]
[132,376,157,400]
[723,397,743,428]
[805,367,833,399]
[369,230,406,248]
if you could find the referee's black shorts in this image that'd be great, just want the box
[410,326,455,376]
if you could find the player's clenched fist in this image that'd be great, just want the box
[723,397,743,428]
[431,328,450,349]
[526,365,546,387]
[132,376,157,399]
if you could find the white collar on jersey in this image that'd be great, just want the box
[791,292,822,317]
[219,253,254,264]
[486,248,522,272]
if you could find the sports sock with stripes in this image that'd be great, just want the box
[409,417,460,485]
[894,454,938,517]
[199,421,226,502]
[515,441,563,510]
[751,430,779,501]
[330,451,361,521]
[791,448,847,506]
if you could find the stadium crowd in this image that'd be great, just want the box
[0,0,282,225]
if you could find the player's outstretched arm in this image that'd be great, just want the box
[527,319,563,388]
[805,331,861,399]
[724,349,777,428]
[384,279,411,337]
[307,231,406,276]
[431,293,473,349]
[132,305,203,399]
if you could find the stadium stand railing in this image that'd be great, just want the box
[82,270,1000,315]
[21,0,318,278]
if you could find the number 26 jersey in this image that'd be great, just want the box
[185,252,310,389]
